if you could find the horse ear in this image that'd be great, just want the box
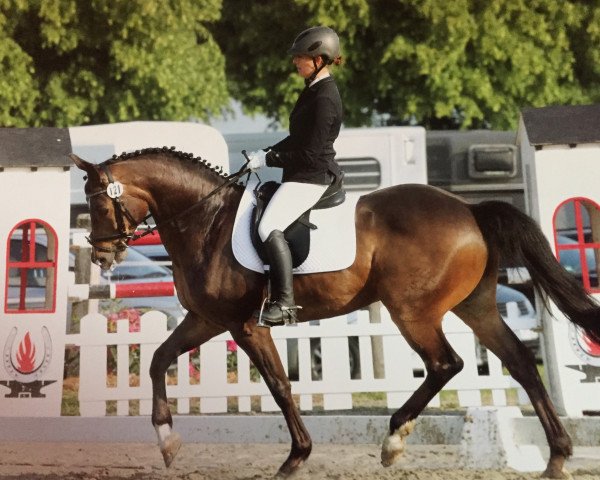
[69,153,96,174]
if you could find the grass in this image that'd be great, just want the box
[61,382,530,417]
[61,377,80,416]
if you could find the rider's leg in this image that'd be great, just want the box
[257,182,328,325]
[258,229,297,324]
[258,182,329,242]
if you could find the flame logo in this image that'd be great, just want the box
[16,332,37,373]
[3,327,52,383]
[569,324,600,367]
[578,329,600,357]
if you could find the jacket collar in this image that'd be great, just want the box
[307,75,334,91]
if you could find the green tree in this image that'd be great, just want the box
[0,0,229,127]
[214,0,600,129]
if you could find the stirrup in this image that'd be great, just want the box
[256,301,302,328]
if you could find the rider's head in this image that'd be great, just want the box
[288,26,342,83]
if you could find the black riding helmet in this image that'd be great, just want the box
[288,26,341,84]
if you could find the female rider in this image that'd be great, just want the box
[247,26,344,326]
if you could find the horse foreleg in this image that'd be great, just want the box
[456,302,572,479]
[232,322,312,478]
[150,313,225,467]
[382,317,463,467]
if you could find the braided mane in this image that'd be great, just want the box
[106,146,232,180]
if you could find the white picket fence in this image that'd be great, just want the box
[66,306,531,417]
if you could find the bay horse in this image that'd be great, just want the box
[71,147,600,479]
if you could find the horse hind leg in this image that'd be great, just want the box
[453,293,572,479]
[381,313,464,467]
[149,313,225,467]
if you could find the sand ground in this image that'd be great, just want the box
[0,442,598,480]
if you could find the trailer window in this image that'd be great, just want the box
[5,220,58,313]
[337,157,381,191]
[553,198,600,292]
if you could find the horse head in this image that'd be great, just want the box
[70,153,150,270]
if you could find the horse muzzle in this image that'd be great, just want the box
[91,242,129,271]
[92,248,116,271]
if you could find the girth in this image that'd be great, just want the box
[250,173,346,268]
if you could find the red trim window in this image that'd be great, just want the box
[553,198,600,293]
[5,220,58,313]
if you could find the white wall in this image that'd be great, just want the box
[0,167,70,416]
[527,144,600,415]
[69,121,229,206]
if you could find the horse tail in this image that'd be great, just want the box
[470,200,600,343]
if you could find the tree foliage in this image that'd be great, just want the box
[0,0,228,127]
[2,1,600,129]
[214,0,600,129]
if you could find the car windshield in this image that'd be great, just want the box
[131,244,169,259]
[102,248,172,281]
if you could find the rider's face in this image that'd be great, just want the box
[293,55,322,79]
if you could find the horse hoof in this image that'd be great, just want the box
[542,467,572,479]
[381,420,414,467]
[160,432,182,468]
[381,432,405,467]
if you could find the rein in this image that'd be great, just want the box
[86,161,251,252]
[135,163,251,239]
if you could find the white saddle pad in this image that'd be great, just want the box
[232,178,358,274]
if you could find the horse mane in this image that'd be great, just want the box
[105,146,244,190]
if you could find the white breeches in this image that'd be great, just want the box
[258,182,329,242]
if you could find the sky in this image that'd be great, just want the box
[208,100,277,134]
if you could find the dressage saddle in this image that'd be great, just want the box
[251,173,346,268]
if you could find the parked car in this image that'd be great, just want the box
[98,247,185,327]
[475,284,539,374]
[496,284,538,346]
[130,243,172,271]
[6,233,184,326]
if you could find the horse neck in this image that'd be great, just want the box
[116,155,241,243]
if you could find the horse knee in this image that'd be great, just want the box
[150,347,172,380]
[426,354,463,384]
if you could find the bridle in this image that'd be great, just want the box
[86,159,252,254]
[85,164,152,254]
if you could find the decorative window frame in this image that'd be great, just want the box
[552,197,600,293]
[4,219,58,314]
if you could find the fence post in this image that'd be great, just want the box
[368,302,386,378]
[321,316,352,410]
[79,313,108,416]
[69,214,92,333]
[139,311,168,415]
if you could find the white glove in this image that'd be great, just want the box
[247,150,268,171]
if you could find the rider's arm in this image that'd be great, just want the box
[267,95,338,169]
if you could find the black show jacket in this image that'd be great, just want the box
[268,76,343,184]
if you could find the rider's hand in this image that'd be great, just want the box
[247,150,267,171]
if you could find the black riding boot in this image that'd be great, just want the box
[255,230,300,326]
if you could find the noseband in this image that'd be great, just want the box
[86,164,152,254]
